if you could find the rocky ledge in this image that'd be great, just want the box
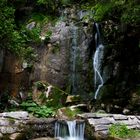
[0,111,56,140]
[1,111,140,140]
[77,113,140,140]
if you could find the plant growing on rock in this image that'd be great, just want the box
[20,100,55,118]
[109,123,140,138]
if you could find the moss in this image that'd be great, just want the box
[8,118,15,125]
[51,44,61,54]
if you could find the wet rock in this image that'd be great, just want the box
[30,9,93,98]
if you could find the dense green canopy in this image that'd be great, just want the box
[0,0,139,57]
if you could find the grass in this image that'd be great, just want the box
[109,123,140,138]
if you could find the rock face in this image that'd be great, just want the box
[77,113,140,140]
[1,111,140,140]
[30,7,93,98]
[0,50,29,100]
[88,22,140,113]
[0,111,56,140]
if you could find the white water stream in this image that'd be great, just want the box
[55,120,85,140]
[93,23,105,99]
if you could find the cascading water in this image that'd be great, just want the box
[70,26,79,95]
[93,23,105,99]
[55,120,85,140]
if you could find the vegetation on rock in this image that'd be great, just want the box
[109,123,140,138]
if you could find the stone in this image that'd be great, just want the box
[113,114,128,120]
[0,132,3,138]
[69,104,87,111]
[27,118,56,125]
[77,113,97,118]
[0,126,19,134]
[123,108,130,115]
[26,22,36,30]
[9,133,25,140]
[77,113,113,119]
[88,118,112,125]
[30,14,93,98]
[66,95,81,104]
[0,118,10,126]
[136,116,140,120]
[127,125,138,129]
[32,137,56,140]
[116,120,137,126]
[94,125,108,131]
[0,111,29,120]
[56,107,69,120]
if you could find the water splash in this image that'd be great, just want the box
[93,23,104,99]
[55,120,85,140]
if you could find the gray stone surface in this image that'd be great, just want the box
[30,9,93,97]
[77,113,113,119]
[0,111,55,139]
[9,133,24,140]
[79,113,140,139]
[0,126,19,134]
[0,119,10,126]
[0,111,29,120]
[94,125,109,131]
[88,118,112,125]
[113,114,128,120]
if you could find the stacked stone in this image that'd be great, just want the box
[0,111,28,139]
[0,111,56,140]
[77,113,140,135]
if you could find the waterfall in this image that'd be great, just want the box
[93,23,104,99]
[70,26,79,95]
[55,120,85,140]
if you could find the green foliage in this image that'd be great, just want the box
[82,0,140,25]
[121,4,140,24]
[33,81,67,108]
[63,107,81,119]
[0,0,38,61]
[44,30,52,42]
[109,123,140,138]
[109,123,129,138]
[20,100,55,117]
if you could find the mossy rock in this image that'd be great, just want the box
[33,81,68,107]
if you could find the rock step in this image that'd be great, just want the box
[77,113,140,135]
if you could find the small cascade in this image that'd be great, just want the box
[93,23,105,99]
[70,26,79,95]
[55,120,85,140]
